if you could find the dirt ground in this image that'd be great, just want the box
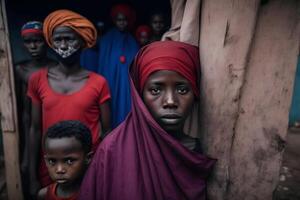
[274,128,300,200]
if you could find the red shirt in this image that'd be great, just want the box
[46,183,77,200]
[27,68,110,186]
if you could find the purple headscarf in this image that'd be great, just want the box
[78,41,216,200]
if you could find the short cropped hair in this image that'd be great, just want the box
[44,120,92,153]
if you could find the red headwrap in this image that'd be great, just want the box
[110,4,136,29]
[43,9,97,48]
[135,25,151,39]
[131,41,200,98]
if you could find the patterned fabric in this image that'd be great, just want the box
[21,21,43,36]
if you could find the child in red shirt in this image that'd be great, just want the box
[38,120,92,200]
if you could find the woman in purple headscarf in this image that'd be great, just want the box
[79,41,216,200]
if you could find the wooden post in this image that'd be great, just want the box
[200,0,300,199]
[228,1,300,199]
[199,0,260,199]
[0,0,23,199]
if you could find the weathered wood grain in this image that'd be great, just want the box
[199,0,260,199]
[228,1,300,199]
[0,0,23,199]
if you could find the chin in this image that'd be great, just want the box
[162,124,183,134]
[31,55,43,59]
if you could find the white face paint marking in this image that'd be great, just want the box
[54,46,79,58]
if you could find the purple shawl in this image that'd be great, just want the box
[78,41,216,200]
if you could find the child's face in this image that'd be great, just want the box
[150,14,165,35]
[44,137,90,186]
[114,13,128,32]
[138,32,150,46]
[142,70,195,133]
[22,33,47,59]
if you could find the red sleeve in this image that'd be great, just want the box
[27,71,42,104]
[98,77,111,105]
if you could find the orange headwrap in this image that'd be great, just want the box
[43,9,97,48]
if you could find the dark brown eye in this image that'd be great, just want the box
[47,159,56,166]
[177,86,189,94]
[150,87,161,95]
[65,158,76,165]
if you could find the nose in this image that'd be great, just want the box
[163,90,178,108]
[55,164,66,174]
[29,42,37,49]
[59,40,68,50]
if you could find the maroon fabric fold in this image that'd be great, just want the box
[78,41,216,200]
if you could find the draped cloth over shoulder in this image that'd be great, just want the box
[79,41,216,200]
[43,9,97,48]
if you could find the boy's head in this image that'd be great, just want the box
[43,120,92,186]
[150,13,166,35]
[21,21,47,59]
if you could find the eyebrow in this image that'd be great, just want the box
[148,80,190,84]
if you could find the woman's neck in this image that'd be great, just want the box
[57,62,82,76]
[30,56,49,67]
[170,130,185,140]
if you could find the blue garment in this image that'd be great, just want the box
[289,56,300,125]
[98,28,139,128]
[80,48,99,72]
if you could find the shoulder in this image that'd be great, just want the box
[15,61,30,75]
[89,72,108,84]
[37,186,48,200]
[97,120,128,154]
[28,68,46,85]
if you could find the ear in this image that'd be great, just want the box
[85,151,93,165]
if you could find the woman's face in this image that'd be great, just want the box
[114,13,128,32]
[23,33,47,59]
[52,26,83,58]
[150,14,165,35]
[143,70,195,134]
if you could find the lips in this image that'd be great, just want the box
[161,114,181,119]
[160,114,182,124]
[30,52,39,56]
[56,178,68,184]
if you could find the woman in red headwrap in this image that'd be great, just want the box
[97,3,139,129]
[27,10,111,197]
[135,25,152,47]
[79,41,216,200]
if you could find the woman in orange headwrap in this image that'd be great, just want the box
[27,9,111,198]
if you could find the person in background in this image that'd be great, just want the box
[15,21,57,198]
[38,120,92,200]
[97,3,139,128]
[149,12,167,42]
[27,10,111,197]
[135,25,152,47]
[80,21,106,73]
[79,41,216,200]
